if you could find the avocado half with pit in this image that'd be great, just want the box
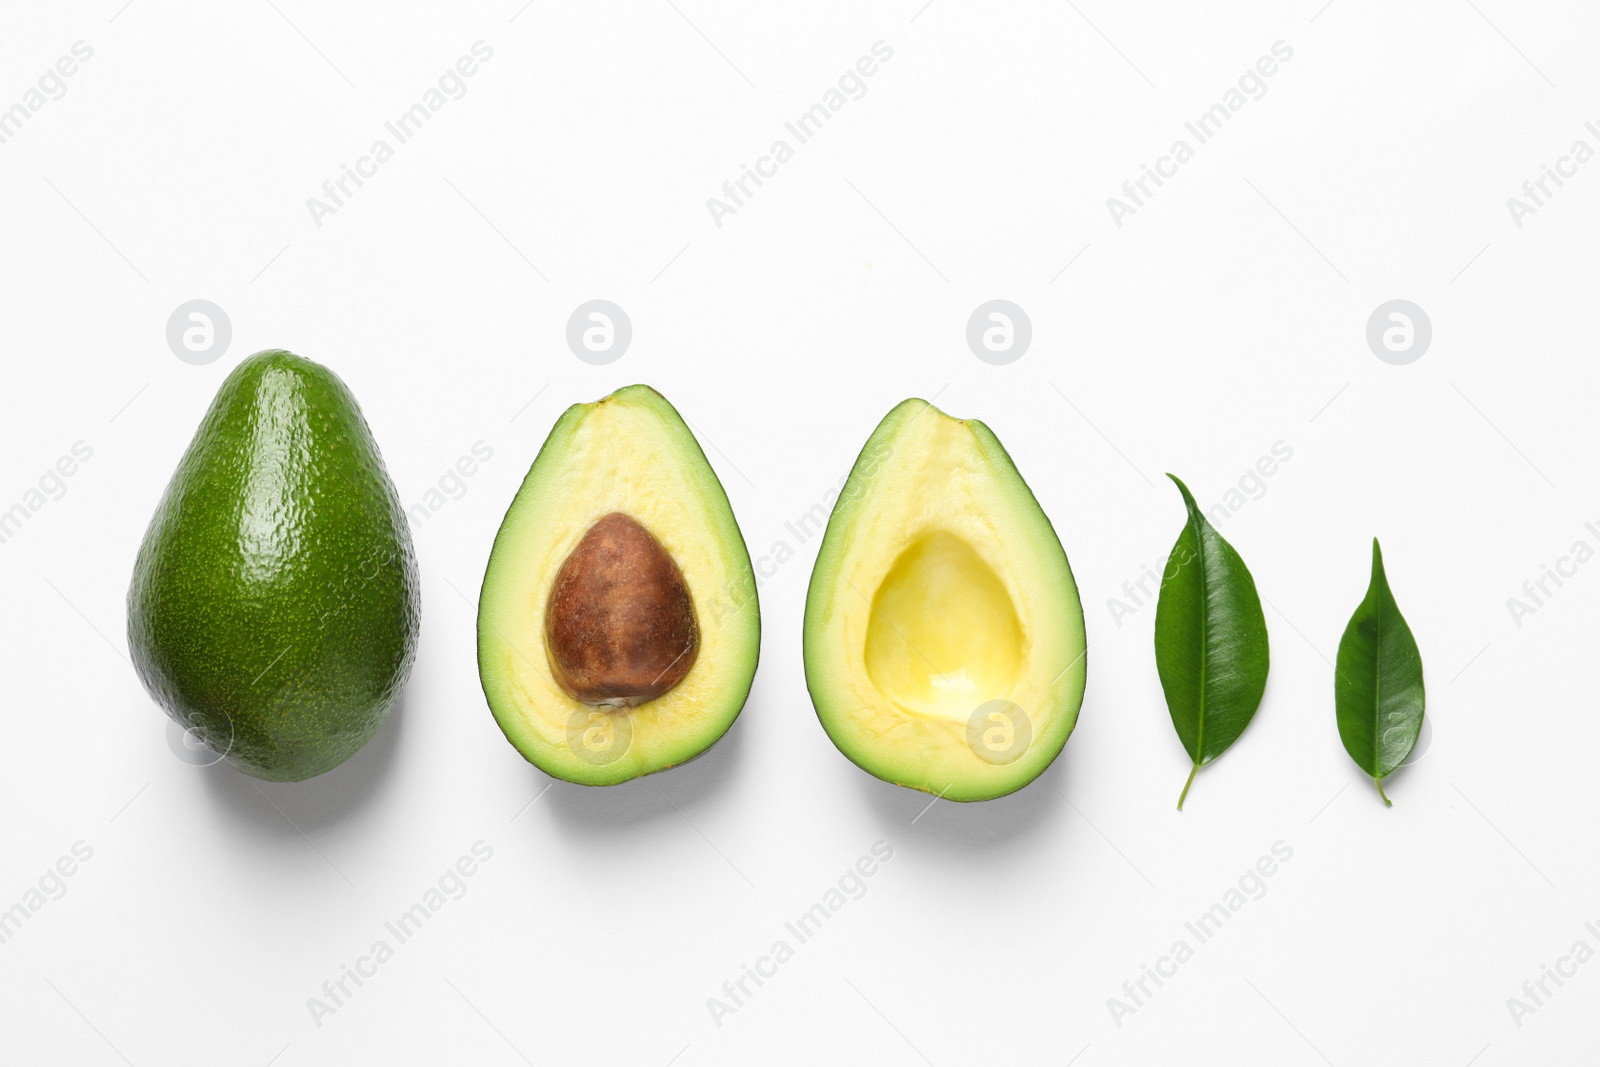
[477,385,759,785]
[803,399,1086,801]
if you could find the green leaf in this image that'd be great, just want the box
[1154,475,1271,810]
[1334,539,1425,806]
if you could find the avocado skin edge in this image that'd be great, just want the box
[128,350,419,782]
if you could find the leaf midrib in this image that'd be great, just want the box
[1370,593,1385,775]
[1192,516,1209,765]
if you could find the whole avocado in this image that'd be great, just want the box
[128,350,419,781]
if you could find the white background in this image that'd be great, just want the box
[0,1,1595,1063]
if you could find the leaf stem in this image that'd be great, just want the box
[1177,762,1199,811]
[1375,776,1392,807]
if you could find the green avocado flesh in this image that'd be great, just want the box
[127,350,419,782]
[477,385,760,786]
[803,399,1086,801]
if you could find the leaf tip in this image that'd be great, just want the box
[1368,538,1391,589]
[1165,473,1201,515]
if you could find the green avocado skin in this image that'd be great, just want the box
[128,350,419,782]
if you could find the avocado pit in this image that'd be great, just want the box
[545,512,699,706]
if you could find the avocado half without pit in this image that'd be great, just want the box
[477,385,760,785]
[803,399,1087,801]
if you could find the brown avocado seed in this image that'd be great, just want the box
[544,512,700,706]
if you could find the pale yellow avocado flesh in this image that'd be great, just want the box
[804,399,1085,801]
[477,386,759,785]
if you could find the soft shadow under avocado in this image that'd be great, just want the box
[200,692,409,835]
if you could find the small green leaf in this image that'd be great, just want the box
[1335,539,1425,806]
[1154,475,1271,810]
